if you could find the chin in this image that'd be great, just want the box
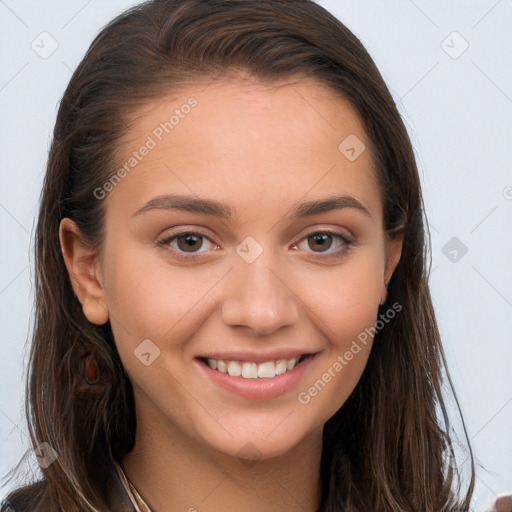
[199,419,319,464]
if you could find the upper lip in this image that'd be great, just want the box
[196,349,318,363]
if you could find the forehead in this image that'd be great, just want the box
[107,76,382,222]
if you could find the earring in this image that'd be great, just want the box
[81,353,101,385]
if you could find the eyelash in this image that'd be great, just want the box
[156,229,354,261]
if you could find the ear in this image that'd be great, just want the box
[59,218,109,325]
[381,228,404,304]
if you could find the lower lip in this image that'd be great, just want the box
[196,355,316,400]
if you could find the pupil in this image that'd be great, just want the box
[178,234,202,252]
[309,234,332,252]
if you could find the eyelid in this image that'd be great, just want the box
[155,227,219,259]
[292,224,354,244]
[156,226,355,260]
[291,229,354,258]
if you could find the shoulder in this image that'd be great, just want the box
[1,464,136,512]
[1,481,49,512]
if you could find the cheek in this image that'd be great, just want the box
[290,250,383,416]
[101,245,227,357]
[293,248,384,344]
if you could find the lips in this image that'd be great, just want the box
[194,350,319,400]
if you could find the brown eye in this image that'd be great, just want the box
[176,233,204,252]
[307,233,334,252]
[157,230,217,259]
[295,230,353,258]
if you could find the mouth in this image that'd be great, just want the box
[196,353,314,380]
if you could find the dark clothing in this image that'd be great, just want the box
[1,463,136,512]
[3,473,512,512]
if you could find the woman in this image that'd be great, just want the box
[1,0,480,510]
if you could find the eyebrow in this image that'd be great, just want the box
[132,194,372,220]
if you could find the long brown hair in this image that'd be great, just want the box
[6,0,474,510]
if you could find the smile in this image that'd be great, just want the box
[201,355,308,379]
[196,353,317,400]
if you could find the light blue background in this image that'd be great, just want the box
[1,1,511,509]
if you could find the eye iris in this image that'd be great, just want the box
[308,233,332,252]
[177,234,202,252]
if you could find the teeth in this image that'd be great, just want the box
[227,361,242,377]
[286,357,298,370]
[206,356,304,379]
[275,359,287,375]
[257,361,275,378]
[242,362,258,379]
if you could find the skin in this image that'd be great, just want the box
[60,75,403,512]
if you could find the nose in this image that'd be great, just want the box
[221,252,299,336]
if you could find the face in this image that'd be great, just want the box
[62,76,402,462]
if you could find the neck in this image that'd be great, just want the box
[122,404,323,512]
